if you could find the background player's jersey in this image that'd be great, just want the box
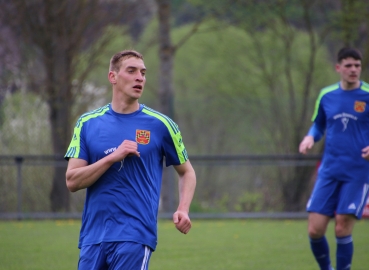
[65,104,188,250]
[311,81,369,183]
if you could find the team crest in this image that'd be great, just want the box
[354,101,366,113]
[136,130,150,145]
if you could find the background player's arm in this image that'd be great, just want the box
[172,160,196,234]
[299,135,315,154]
[299,122,325,154]
[300,95,327,155]
[361,146,369,160]
[66,140,140,192]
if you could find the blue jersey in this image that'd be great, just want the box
[65,104,188,250]
[310,81,369,183]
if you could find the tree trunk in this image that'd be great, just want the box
[44,46,73,212]
[281,165,316,211]
[156,0,176,212]
[49,100,72,212]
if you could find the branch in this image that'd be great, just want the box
[173,20,203,52]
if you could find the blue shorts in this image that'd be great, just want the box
[78,241,152,270]
[306,177,369,219]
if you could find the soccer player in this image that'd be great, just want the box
[64,50,196,270]
[299,47,369,270]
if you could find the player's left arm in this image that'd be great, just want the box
[172,160,196,234]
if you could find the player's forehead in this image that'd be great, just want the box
[121,57,146,70]
[340,57,361,65]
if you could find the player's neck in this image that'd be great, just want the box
[340,80,361,91]
[111,99,140,114]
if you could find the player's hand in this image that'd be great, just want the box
[173,210,192,234]
[361,146,369,160]
[111,140,140,162]
[299,136,314,154]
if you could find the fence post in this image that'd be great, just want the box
[15,156,24,220]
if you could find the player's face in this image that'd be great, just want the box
[336,57,361,88]
[112,57,146,100]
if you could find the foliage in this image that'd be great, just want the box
[233,23,336,153]
[0,92,51,154]
[234,191,263,212]
[3,0,369,213]
[0,92,54,213]
[140,20,336,155]
[142,6,338,210]
[0,0,158,212]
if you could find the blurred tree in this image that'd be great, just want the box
[0,24,24,128]
[136,18,336,211]
[154,0,203,212]
[186,0,342,211]
[334,0,369,79]
[0,93,51,154]
[3,0,369,213]
[156,0,177,212]
[0,0,155,212]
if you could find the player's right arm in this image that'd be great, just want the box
[299,135,315,154]
[299,92,327,155]
[299,123,325,154]
[66,140,140,192]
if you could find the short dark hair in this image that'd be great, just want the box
[337,47,362,63]
[109,50,144,72]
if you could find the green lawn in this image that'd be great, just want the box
[0,219,368,270]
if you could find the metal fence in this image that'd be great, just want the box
[0,154,322,220]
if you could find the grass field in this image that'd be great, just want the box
[0,219,368,270]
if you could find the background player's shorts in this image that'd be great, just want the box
[306,177,369,219]
[78,241,152,270]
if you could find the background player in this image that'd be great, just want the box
[299,47,369,270]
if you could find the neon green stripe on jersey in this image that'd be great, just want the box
[311,83,339,121]
[361,81,369,92]
[142,107,187,164]
[65,104,110,159]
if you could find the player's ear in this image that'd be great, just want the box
[108,71,117,84]
[335,63,341,73]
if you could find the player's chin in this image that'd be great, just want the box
[348,77,359,83]
[133,89,143,96]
